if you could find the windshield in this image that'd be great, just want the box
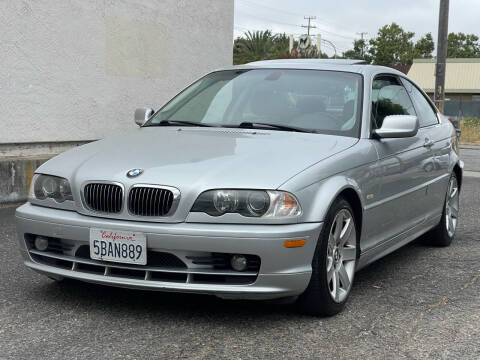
[147,69,363,137]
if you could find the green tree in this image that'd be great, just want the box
[368,23,415,66]
[271,33,290,57]
[343,39,371,62]
[414,33,435,58]
[447,32,480,58]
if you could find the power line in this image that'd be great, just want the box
[302,16,317,36]
[319,28,356,41]
[235,0,357,40]
[237,0,307,18]
[236,8,356,42]
[236,0,357,37]
[235,9,301,28]
[356,32,368,40]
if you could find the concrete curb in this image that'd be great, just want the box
[464,170,480,178]
[460,144,480,150]
[0,156,52,204]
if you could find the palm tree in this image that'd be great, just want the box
[271,33,290,57]
[233,30,293,65]
[233,31,328,64]
[233,30,275,64]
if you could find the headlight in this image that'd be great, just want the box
[191,190,301,218]
[29,174,73,203]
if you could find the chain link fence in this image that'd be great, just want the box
[444,100,480,144]
[444,100,480,119]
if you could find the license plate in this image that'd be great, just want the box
[89,228,147,265]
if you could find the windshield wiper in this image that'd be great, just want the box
[154,120,214,127]
[233,122,316,133]
[151,120,315,132]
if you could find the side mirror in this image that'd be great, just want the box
[374,115,419,139]
[134,108,155,126]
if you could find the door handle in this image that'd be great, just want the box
[423,138,434,148]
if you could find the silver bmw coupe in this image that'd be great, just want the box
[16,59,462,316]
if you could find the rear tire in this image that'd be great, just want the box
[426,172,460,247]
[297,197,358,316]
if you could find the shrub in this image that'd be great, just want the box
[460,117,480,144]
[463,117,480,127]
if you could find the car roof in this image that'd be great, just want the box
[248,59,368,66]
[217,59,405,77]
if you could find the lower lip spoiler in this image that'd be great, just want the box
[25,260,311,300]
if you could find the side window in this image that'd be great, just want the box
[372,76,416,129]
[403,79,438,127]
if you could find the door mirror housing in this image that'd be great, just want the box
[134,108,155,126]
[374,115,419,138]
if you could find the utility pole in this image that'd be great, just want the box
[356,32,368,57]
[302,16,317,36]
[435,0,449,112]
[357,32,368,40]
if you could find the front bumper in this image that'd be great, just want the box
[16,203,322,300]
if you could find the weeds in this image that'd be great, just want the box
[459,117,480,144]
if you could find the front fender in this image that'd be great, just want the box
[278,140,378,224]
[291,175,365,224]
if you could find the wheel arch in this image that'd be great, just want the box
[297,176,365,253]
[453,162,463,191]
[336,188,363,252]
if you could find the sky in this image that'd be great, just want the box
[234,0,480,56]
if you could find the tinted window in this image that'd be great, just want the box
[372,76,415,128]
[148,69,363,137]
[404,79,438,127]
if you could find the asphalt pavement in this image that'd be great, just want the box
[461,147,480,172]
[1,178,479,359]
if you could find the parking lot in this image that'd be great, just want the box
[1,175,479,359]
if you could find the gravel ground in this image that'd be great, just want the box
[0,177,479,360]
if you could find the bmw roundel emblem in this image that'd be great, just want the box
[127,168,143,178]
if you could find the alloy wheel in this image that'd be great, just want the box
[326,209,357,303]
[445,175,460,238]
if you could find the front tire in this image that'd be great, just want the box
[426,172,460,247]
[297,197,358,316]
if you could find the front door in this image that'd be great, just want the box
[401,78,451,220]
[363,75,435,252]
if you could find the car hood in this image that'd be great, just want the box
[39,127,357,191]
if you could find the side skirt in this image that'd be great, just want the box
[356,214,441,271]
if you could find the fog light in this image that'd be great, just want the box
[230,255,247,271]
[34,236,49,251]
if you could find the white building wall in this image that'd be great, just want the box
[0,0,233,150]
